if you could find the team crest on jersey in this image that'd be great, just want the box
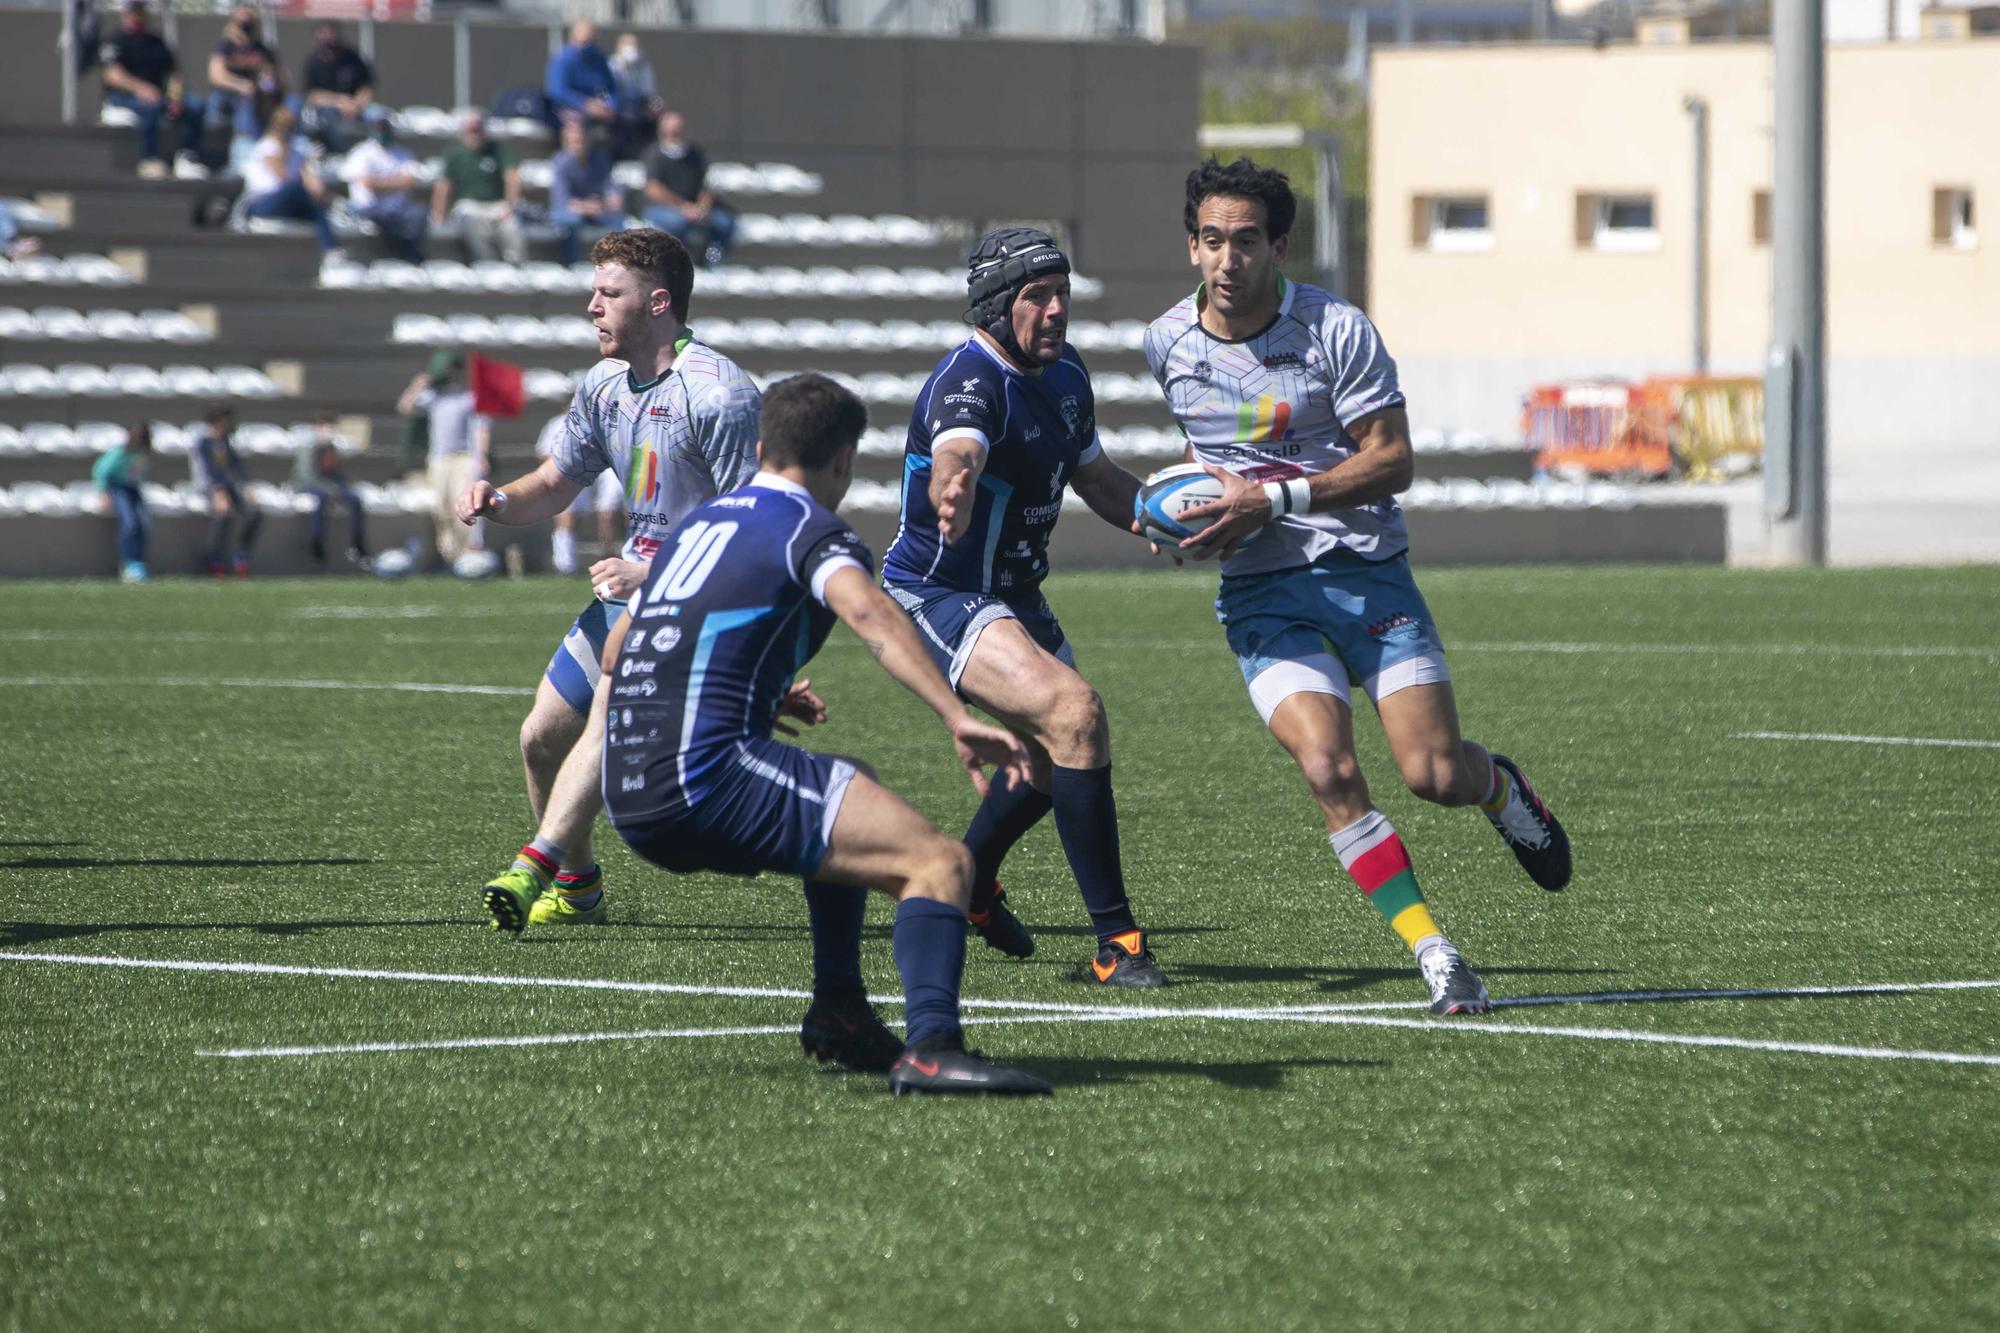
[1058,395,1081,437]
[1191,360,1213,383]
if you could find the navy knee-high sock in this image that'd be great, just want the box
[962,774,1053,908]
[802,879,866,994]
[892,897,966,1047]
[1049,763,1137,945]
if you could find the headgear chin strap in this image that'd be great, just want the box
[966,227,1071,363]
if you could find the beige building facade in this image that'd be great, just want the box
[1369,36,2000,519]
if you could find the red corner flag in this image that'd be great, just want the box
[468,352,525,419]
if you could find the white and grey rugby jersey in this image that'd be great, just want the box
[547,334,762,564]
[1143,277,1409,574]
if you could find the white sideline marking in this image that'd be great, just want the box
[6,952,1997,1067]
[0,675,534,698]
[201,1025,796,1059]
[1452,639,1999,662]
[1734,730,2000,751]
[0,628,534,648]
[291,605,582,620]
[1265,1012,2000,1067]
[0,951,1186,1015]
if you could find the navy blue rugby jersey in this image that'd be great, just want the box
[881,335,1103,597]
[603,473,872,821]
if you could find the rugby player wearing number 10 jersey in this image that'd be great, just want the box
[1143,159,1573,1015]
[600,373,1051,1096]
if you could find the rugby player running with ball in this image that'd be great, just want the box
[1143,160,1572,1014]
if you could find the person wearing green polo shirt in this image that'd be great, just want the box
[432,111,525,265]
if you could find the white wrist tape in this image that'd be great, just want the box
[1262,477,1312,518]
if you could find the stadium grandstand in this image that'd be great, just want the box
[1,1,1730,579]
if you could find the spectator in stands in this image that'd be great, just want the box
[294,411,369,569]
[342,105,427,263]
[92,422,154,583]
[545,21,616,130]
[432,112,526,265]
[299,21,374,153]
[0,202,39,259]
[548,119,625,266]
[641,111,734,268]
[241,107,337,256]
[100,1,207,181]
[207,6,284,174]
[608,32,661,161]
[191,405,262,577]
[397,350,490,566]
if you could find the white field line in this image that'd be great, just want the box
[0,629,536,648]
[0,951,1207,1015]
[1258,1012,2000,1067]
[9,629,1999,663]
[1734,730,2000,751]
[290,605,583,620]
[0,675,534,697]
[200,1025,797,1059]
[7,952,1997,1066]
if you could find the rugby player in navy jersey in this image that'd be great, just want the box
[597,373,1050,1095]
[883,228,1167,987]
[457,229,760,933]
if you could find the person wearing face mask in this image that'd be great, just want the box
[205,6,283,174]
[341,105,427,263]
[607,32,661,160]
[433,111,525,265]
[298,20,374,152]
[99,2,207,180]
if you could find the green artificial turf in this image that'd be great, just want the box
[2,565,1997,1330]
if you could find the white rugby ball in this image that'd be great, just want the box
[1133,463,1261,557]
[452,549,501,580]
[372,547,414,578]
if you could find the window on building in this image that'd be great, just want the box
[1752,190,1771,246]
[1410,194,1494,252]
[1576,192,1660,252]
[1933,187,1976,250]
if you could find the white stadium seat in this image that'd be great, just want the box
[65,363,124,395]
[471,261,528,293]
[161,365,220,397]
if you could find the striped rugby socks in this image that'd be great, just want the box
[1329,810,1445,954]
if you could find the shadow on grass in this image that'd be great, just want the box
[1013,1054,1384,1090]
[0,840,89,848]
[1,919,467,946]
[3,856,376,870]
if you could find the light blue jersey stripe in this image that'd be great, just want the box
[677,605,774,791]
[975,472,1013,594]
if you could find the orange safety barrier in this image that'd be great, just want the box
[1523,376,1763,480]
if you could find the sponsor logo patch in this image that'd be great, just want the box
[650,626,682,653]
